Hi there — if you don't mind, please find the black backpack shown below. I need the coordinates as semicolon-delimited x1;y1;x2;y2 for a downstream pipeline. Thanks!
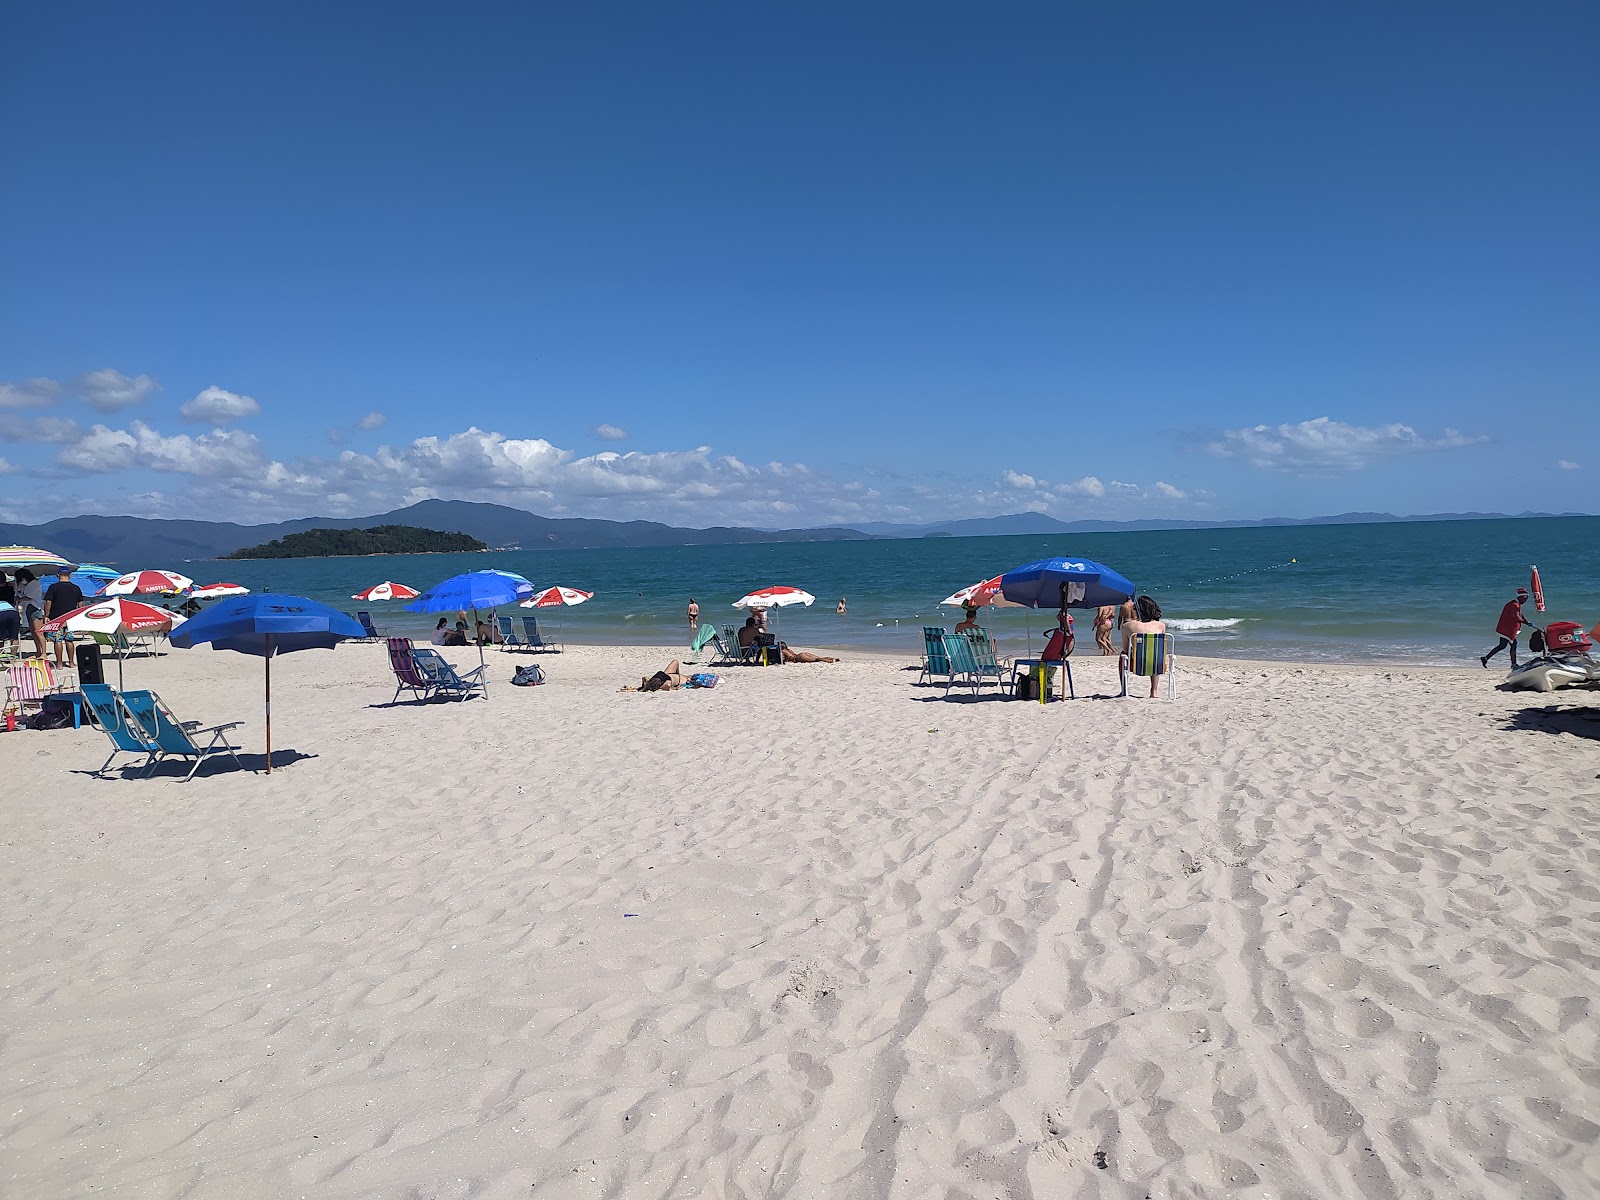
28;695;76;730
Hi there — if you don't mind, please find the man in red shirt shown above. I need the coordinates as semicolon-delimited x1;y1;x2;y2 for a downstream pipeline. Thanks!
1481;586;1531;669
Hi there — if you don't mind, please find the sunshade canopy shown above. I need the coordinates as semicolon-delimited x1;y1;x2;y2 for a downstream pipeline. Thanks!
732;586;814;609
0;546;71;571
352;581;420;601
169;593;364;655
103;569;195;596
521;585;592;608
998;556;1136;610
404;570;534;614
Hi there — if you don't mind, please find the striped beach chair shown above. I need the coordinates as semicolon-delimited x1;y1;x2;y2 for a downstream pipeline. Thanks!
1120;632;1175;698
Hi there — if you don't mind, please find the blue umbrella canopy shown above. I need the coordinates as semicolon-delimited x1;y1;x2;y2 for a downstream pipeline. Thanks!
999;556;1136;610
71;563;122;594
404;570;533;614
168;594;366;773
169;593;365;654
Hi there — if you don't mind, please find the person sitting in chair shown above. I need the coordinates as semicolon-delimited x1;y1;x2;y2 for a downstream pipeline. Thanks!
1119;594;1168;698
738;616;839;664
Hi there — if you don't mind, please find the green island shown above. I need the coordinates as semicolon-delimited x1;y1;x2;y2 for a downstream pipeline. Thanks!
224;525;488;559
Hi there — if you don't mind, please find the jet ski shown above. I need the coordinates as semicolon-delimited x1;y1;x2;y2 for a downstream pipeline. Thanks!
1503;621;1600;692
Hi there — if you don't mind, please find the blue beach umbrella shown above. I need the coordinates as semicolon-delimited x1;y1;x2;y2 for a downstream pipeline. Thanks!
999;556;1136;610
169;593;365;774
71;563;122;594
405;570;535;681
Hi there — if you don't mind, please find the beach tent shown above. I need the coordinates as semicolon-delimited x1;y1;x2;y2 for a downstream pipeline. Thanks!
169;593;364;773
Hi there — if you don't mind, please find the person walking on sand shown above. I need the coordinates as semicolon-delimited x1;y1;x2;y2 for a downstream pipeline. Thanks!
1093;605;1116;655
687;597;699;629
1482;586;1532;669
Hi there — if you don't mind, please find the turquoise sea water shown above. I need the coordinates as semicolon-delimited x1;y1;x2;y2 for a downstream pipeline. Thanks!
149;516;1597;665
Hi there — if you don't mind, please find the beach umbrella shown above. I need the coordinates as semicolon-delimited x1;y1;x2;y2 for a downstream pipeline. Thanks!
519;585;593;644
352;581;420;602
44;598;185;689
939;575;1023;609
0;546;71;571
1530;565;1545;613
732;585;813;641
168;594;364;774
405;570;532;684
70;563;122;595
190;582;251;600
998;556;1135;610
520;585;592;608
102;569;195;596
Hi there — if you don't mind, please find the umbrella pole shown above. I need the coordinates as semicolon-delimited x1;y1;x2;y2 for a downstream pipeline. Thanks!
475;608;488;693
264;633;272;774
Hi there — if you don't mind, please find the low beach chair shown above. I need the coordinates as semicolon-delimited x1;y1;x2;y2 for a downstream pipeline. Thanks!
917;627;950;685
120;689;245;780
520;615;559;653
80;683;160;775
5;658;70;714
411;648;488;700
497;616;523;649
91;629;136;659
1120;632;1176;698
939;632;989;698
355;611;384;641
386;637;436;704
958;629;1007;695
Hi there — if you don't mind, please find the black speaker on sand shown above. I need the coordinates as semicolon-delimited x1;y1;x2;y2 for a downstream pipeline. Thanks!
76;641;106;687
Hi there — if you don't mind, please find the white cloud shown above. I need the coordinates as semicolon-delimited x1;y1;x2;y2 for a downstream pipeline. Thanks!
79;369;159;412
0;377;63;410
593;423;628;441
179;386;260;424
1001;470;1036;489
1558;459;1580;470
56;421;264;477
1060;476;1106;498
1153;481;1186;499
1208;417;1484;474
355;411;388;431
0;456;12;473
0;413;82;444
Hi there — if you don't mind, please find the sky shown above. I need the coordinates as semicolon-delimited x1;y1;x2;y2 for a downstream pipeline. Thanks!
2;2;1596;530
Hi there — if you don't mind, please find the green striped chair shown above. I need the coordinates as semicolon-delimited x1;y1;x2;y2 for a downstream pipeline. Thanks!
1120;632;1175;698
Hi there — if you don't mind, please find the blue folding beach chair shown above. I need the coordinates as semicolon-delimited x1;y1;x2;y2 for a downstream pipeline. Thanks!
80;683;160;776
410;648;489;700
497;616;523;649
957;629;1007;695
122;689;245;780
354;611;384;641
917;627;951;686
520;615;559;652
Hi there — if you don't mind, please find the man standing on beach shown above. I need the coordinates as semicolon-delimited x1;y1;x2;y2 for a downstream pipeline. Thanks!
686;597;699;629
1482;586;1531;669
44;566;85;669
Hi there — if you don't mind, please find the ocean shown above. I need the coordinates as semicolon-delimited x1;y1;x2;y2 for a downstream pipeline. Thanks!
156;515;1598;666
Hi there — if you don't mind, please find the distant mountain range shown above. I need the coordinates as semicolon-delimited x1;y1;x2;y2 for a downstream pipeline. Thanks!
1;501;1587;563
845;510;1591;538
0;499;871;563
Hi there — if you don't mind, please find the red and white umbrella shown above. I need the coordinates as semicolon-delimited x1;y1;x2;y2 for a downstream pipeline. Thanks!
940;574;1022;608
352;581;420;602
44;598;185;688
519;585;593;608
102;569;195;596
732;586;815;609
190;582;251;600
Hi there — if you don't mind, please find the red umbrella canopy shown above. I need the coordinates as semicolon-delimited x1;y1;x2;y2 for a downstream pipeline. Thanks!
102;569;195;596
939;574;1021;609
732;586;815;609
43;597;183;635
191;582;251;600
352;581;421;601
521;585;593;608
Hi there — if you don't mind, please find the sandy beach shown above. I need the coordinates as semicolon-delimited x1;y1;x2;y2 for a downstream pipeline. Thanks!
3;640;1598;1199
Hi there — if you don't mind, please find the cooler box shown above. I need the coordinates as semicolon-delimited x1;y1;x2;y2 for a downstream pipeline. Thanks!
1544;621;1592;653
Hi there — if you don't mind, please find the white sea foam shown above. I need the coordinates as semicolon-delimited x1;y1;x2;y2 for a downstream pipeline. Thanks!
1167;617;1247;632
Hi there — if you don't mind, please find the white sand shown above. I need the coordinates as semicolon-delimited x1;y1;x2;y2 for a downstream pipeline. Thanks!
3;640;1599;1199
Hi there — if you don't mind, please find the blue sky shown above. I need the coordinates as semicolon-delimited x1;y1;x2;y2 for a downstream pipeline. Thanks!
2;2;1595;529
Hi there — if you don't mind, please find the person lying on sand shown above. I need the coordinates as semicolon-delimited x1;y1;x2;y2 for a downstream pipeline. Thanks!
636;661;686;691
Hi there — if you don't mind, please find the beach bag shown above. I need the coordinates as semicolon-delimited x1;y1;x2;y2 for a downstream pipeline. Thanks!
688;672;718;688
511;663;545;687
28;696;75;730
1529;629;1547;654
